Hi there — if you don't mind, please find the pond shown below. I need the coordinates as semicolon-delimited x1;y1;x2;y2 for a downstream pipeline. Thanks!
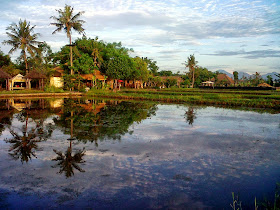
0;98;279;209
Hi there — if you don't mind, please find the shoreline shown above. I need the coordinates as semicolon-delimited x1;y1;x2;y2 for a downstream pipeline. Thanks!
0;92;83;98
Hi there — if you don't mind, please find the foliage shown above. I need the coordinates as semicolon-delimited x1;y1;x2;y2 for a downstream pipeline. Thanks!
158;70;173;76
132;57;150;82
165;78;177;88
44;85;64;93
73;53;95;74
142;57;159;76
63;74;82;91
0;48;11;67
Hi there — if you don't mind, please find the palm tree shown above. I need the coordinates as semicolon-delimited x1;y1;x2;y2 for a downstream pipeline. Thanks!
185;54;198;88
2;19;41;74
50;4;85;75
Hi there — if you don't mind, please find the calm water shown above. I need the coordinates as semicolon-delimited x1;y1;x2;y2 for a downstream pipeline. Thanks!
0;98;279;209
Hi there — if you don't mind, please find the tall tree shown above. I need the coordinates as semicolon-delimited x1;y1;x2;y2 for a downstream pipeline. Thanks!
2;19;41;74
185;54;198;88
50;4;85;75
233;71;239;86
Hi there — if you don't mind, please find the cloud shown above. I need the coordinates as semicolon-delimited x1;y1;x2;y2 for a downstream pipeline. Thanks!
202;49;280;59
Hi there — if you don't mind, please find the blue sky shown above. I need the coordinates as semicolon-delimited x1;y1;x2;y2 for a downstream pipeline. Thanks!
0;0;279;74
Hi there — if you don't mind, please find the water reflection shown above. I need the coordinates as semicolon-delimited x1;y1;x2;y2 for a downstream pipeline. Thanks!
53;99;158;143
52;141;86;178
184;106;197;125
0;98;279;209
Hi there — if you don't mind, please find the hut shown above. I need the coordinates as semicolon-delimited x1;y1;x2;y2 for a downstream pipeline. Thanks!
50;66;64;88
202;81;214;87
211;74;234;87
25;71;47;90
80;70;107;88
258;83;272;88
11;74;27;90
0;69;12;91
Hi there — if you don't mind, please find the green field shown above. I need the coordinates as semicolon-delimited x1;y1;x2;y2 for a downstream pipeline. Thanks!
87;88;280;110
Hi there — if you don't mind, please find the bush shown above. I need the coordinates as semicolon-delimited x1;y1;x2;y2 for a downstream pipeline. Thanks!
44;85;64;93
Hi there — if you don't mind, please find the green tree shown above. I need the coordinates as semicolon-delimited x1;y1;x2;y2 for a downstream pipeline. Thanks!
50;4;85;75
233;71;239;86
252;72;263;86
266;75;273;86
142;57;159;76
2;19;41;74
0;48;11;67
184;54;198;88
158;70;173;76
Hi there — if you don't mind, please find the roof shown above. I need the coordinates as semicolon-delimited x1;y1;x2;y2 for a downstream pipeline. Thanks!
258;83;272;87
25;71;47;79
211;74;234;84
94;70;106;81
202;81;214;84
12;74;25;80
0;69;12;79
81;74;94;80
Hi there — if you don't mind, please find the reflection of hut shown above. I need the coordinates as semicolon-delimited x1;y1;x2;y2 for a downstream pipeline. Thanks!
8;99;31;111
0;69;12;91
11;74;27;90
79;101;106;115
26;71;47;90
50;66;64;88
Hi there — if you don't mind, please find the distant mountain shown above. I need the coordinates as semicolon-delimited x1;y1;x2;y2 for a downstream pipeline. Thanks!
262;72;279;81
215;70;279;81
217;70;233;78
238;71;251;79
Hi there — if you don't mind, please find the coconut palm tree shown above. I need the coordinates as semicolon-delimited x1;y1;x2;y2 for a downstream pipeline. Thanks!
185;54;198;88
2;19;41;74
50;4;85;75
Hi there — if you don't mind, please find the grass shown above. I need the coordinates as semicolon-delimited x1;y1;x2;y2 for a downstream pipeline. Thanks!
86;88;280;110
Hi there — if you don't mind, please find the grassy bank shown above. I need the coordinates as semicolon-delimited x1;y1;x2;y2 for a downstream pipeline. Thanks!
86;88;280;110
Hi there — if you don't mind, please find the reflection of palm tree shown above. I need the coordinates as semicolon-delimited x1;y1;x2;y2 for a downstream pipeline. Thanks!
185;107;196;125
5;112;52;163
52;145;85;178
5;128;41;163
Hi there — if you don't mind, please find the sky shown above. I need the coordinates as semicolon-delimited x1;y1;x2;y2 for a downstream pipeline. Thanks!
0;0;279;74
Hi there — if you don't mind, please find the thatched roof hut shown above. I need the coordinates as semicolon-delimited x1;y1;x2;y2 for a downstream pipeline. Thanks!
258;83;272;87
25;71;47;89
211;74;234;86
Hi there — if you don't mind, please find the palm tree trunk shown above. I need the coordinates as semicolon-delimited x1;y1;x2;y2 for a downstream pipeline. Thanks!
70;36;73;75
192;67;195;88
23;51;28;75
